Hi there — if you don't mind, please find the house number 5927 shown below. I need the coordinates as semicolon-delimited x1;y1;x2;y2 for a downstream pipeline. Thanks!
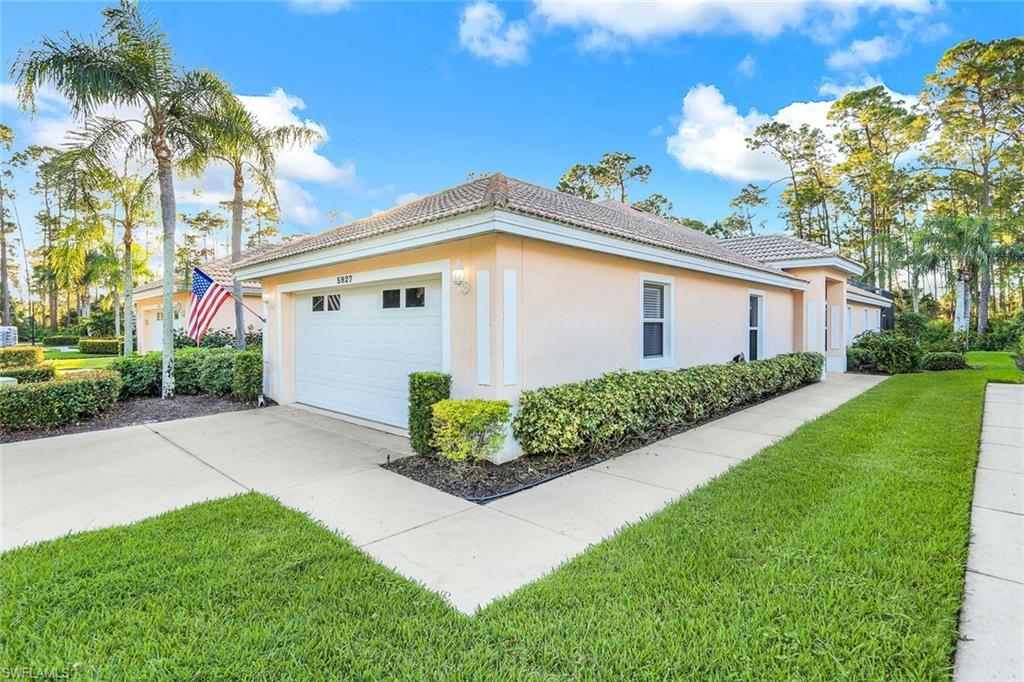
336;275;353;284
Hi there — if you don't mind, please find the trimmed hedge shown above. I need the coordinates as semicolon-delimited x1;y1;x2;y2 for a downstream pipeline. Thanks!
42;335;80;347
0;365;57;383
431;399;510;462
921;352;968;371
108;353;161;398
78;338;120;355
0;346;43;368
408;371;451;456
850;330;921;374
108;348;262;400
232;350;263;401
0;370;121;430
513;352;824;456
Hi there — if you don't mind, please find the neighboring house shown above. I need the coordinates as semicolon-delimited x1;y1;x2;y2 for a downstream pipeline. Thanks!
723;235;892;350
133;246;273;353
234;173;892;435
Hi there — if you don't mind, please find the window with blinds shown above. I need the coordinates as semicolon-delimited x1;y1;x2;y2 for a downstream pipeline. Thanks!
642;282;665;359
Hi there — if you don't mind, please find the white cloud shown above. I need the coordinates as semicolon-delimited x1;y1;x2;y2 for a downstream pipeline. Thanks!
533;0;933;47
459;1;530;65
736;54;756;79
827;35;903;70
395;192;422;205
665;80;919;183
287;0;350;15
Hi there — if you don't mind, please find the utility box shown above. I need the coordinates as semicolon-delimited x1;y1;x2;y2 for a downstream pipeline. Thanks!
0;326;18;347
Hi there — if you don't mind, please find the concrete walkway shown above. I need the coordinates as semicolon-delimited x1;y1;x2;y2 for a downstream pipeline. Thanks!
955;383;1024;682
1;372;884;613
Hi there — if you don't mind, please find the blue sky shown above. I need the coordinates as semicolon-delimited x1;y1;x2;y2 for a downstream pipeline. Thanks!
1;0;1021;270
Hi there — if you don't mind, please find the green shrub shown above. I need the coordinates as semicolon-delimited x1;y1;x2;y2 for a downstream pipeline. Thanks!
197;350;235;395
0;370;121;430
430;399;510;462
513;352;823;456
851;330;921;374
920;319;955;353
0;346;43;368
975;317;1023;351
1018;335;1024;359
846;347;875;372
108;353;162;398
408;371;451;456
895;311;929;340
78;338;121;355
232;350;263;401
42;335;80;347
921;351;968;371
0;365;57;383
173;327;263;349
172;348;206;395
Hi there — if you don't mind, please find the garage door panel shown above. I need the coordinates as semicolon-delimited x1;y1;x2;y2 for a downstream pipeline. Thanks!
293;278;442;427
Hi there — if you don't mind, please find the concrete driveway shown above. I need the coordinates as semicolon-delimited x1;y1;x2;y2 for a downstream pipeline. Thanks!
1;373;886;613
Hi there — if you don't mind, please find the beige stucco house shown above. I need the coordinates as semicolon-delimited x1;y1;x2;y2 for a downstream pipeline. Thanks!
133;249;269;353
235;173;890;434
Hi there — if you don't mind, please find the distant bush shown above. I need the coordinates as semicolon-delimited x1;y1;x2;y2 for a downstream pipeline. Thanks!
0;370;121;430
408;371;451;456
851;331;921;374
0;365;57;383
431;399;510;462
42;335;80;347
173;326;263;349
846;347;875;373
974;318;1023;351
513;352;823;456
895;311;929;340
921;352;968;371
0;346;43;369
78;338;121;355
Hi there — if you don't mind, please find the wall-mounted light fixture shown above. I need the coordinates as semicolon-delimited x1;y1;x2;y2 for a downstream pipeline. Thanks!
453;260;470;294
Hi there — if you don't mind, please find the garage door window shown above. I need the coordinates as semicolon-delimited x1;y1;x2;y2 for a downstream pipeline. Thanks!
311;295;325;312
382;289;401;309
327;294;341;311
405;287;425;308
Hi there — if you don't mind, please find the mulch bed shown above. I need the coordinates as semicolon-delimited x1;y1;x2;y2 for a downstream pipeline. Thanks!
1;395;257;444
385;388;799;503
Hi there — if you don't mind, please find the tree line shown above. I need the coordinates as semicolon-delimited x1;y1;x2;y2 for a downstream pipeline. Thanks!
558;38;1023;336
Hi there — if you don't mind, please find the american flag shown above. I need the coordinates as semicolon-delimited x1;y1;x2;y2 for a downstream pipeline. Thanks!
186;268;231;344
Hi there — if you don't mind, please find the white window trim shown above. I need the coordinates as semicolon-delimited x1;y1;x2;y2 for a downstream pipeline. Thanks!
640;272;674;369
747;290;765;361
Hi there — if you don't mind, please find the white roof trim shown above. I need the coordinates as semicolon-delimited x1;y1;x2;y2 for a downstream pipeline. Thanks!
846;288;892;308
236;209;807;291
771;257;864;277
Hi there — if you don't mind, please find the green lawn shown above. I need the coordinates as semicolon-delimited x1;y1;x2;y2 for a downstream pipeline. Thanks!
1;356;1020;678
42;348;117;372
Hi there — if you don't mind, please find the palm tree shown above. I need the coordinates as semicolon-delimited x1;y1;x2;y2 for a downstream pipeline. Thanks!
924;216;990;336
182;96;320;348
13;0;231;397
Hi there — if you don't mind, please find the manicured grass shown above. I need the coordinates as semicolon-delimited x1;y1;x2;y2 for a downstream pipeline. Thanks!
42;349;118;372
1;358;1018;678
966;350;1024;383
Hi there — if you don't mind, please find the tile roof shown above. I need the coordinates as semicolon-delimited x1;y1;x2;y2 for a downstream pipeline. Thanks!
235;173;801;281
135;243;278;295
721;234;861;266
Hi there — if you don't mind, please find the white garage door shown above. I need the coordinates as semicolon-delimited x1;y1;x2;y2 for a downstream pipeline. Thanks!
293;277;443;427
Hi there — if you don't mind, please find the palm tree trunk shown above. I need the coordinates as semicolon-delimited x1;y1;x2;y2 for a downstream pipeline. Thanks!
231;165;246;350
113;288;121;341
123;228;134;356
954;277;970;333
0;223;9;326
157;155;176;398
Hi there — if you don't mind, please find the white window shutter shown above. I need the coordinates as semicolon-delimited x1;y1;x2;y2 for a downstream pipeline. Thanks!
830;305;841;350
805;302;818;351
